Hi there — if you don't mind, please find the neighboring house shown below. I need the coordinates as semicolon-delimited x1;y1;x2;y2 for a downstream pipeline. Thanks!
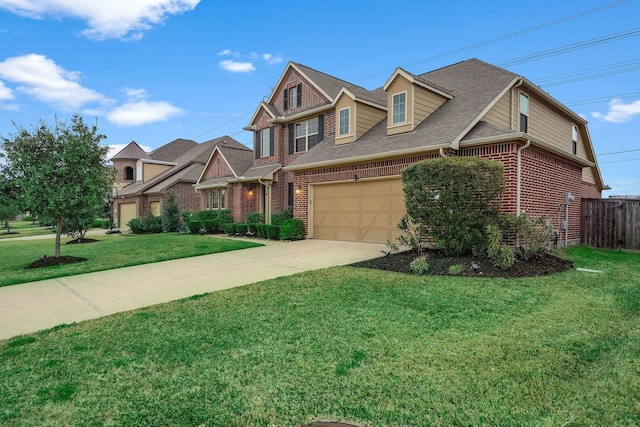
111;136;246;228
194;58;606;244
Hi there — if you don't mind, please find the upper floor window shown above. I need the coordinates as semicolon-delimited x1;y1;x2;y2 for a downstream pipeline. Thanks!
124;166;134;181
519;93;529;133
339;107;350;136
295;117;319;152
261;127;272;157
392;92;406;125
284;83;302;111
571;125;578;155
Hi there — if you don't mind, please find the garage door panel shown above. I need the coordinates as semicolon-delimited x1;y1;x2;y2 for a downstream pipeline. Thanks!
312;178;406;244
119;203;136;229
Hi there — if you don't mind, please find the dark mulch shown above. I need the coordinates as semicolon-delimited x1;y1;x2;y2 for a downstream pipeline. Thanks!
66;238;98;244
1;231;19;236
350;249;573;278
24;255;87;269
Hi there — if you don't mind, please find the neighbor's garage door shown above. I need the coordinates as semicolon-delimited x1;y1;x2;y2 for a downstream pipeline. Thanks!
119;203;137;229
311;178;406;243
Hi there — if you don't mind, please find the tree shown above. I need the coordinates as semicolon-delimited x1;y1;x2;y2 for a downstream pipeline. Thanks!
161;189;182;232
401;157;505;256
0;114;114;257
0;173;20;233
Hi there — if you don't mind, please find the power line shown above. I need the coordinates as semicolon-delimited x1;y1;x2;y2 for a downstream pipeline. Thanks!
356;0;633;81
496;28;640;67
564;91;640;106
598;148;640;156
600;157;640;164
190;111;253;141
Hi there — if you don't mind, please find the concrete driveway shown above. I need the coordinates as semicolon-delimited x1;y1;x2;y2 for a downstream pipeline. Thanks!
0;238;384;340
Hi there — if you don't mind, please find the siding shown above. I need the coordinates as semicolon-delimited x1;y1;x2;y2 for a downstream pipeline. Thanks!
334;95;355;145
143;164;172;182
386;76;413;135
482;91;511;129
414;85;447;126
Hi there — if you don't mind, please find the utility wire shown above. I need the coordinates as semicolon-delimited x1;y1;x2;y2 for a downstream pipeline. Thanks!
600;157;640;164
541;65;640;88
496;28;640;67
565;92;640;106
190;111;254;141
598;148;640;156
356;0;633;81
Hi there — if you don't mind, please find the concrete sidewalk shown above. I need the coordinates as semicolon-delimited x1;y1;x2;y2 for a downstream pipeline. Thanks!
0;238;384;340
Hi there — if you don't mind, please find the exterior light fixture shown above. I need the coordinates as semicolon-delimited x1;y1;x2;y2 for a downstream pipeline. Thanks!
248;190;254;196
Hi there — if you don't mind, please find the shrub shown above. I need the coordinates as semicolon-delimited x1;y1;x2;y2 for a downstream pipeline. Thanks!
203;219;219;234
127;215;163;234
448;264;464;275
279;218;305;240
22;215;35;222
266;224;280;240
146;215;163;233
410;256;430;274
181;211;193;225
257;223;267;238
398;215;424;255
247;223;259;236
402;157;505;256
486;224;516;270
236;223;248;236
223;222;236;236
245;212;264;224
188;220;202;234
196;210;218;222
217;209;234;226
271;207;293;226
162;189;182;232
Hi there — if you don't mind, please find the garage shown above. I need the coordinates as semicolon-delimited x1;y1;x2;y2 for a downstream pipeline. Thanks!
311;177;406;244
118;203;137;229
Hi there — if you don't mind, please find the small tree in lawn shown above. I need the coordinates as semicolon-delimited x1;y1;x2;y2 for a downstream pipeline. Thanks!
162;189;182;232
0;114;113;258
401;156;505;256
0;173;20;233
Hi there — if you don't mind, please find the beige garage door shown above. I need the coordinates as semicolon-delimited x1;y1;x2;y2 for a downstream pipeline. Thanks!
150;201;161;216
311;178;406;243
119;203;137;229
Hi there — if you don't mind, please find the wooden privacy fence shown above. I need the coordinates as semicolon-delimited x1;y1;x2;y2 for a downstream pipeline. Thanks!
581;198;640;250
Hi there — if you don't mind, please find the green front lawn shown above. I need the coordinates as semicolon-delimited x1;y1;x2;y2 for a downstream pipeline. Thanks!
0;221;53;239
0;233;263;287
1;247;638;426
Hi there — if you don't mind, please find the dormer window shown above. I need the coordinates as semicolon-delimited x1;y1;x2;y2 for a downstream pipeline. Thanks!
339;107;350;136
392;92;406;125
519;93;529;133
284;83;302;111
124;166;134;181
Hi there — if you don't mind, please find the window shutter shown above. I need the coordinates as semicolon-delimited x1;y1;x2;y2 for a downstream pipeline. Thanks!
255;130;261;159
288;124;294;155
288;182;294;207
297;83;302;107
269;126;275;157
283;88;289;111
309;115;324;149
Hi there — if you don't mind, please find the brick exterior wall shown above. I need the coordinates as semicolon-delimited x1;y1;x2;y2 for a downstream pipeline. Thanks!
111;159;137;185
201;152;233;180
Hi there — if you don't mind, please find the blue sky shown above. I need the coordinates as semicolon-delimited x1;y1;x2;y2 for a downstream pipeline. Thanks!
0;0;638;196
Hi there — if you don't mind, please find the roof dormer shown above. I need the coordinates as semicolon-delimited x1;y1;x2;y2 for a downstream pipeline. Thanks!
383;68;452;136
333;88;386;145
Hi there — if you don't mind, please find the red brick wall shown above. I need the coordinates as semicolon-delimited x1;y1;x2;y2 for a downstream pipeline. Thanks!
111;159;137;184
168;182;201;212
582;182;602;200
201;153;233;180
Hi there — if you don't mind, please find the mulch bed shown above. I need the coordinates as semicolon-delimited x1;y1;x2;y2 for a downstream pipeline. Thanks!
351;249;573;278
66;238;98;244
24;255;87;269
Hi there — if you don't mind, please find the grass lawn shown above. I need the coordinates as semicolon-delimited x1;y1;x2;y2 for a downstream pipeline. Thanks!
0;221;53;239
1;247;639;426
0;233;263;287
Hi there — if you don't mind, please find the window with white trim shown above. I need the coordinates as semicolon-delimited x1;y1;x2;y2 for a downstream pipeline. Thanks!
339;107;350;136
261;127;272;157
295;117;319;153
205;190;225;210
392;92;406;125
519;93;529;133
571;124;578;155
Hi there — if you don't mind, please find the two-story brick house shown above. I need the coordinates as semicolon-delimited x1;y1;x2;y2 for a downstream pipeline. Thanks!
195;58;606;244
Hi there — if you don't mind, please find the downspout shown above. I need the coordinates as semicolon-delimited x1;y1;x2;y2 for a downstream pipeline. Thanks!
516;139;530;248
439;147;447;157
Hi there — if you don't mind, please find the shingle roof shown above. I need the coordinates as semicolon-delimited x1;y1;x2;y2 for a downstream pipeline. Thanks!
287;59;517;169
119;136;245;196
110;141;151;160
217;145;254;176
149;138;197;161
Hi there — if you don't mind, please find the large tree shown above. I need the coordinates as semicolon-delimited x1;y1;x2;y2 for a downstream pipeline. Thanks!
0;114;113;257
0;172;20;233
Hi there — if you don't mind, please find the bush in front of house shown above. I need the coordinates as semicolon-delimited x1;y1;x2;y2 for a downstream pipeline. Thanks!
188;220;203;234
279;218;305;240
247;223;259;236
128;215;163;234
401;156;505;257
271;207;293;226
162;190;182;232
203;219;219;234
236;223;248;236
266;224;280;240
223;222;236;236
245;212;264;224
189;209;234;233
256;223;266;238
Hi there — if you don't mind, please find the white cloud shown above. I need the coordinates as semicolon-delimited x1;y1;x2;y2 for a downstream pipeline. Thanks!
591;98;640;123
219;59;255;73
0;79;13;100
262;53;283;65
0;0;200;40
0;54;108;110
108;100;183;126
218;49;240;58
106;142;152;160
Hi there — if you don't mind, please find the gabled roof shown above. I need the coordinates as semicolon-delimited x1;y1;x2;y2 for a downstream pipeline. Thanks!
119;136;244;197
149;138;197;162
287;58;517;169
383;67;453;99
110;141;151;160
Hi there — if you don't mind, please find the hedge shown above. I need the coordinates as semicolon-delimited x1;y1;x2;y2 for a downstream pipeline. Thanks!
279;218;305;240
